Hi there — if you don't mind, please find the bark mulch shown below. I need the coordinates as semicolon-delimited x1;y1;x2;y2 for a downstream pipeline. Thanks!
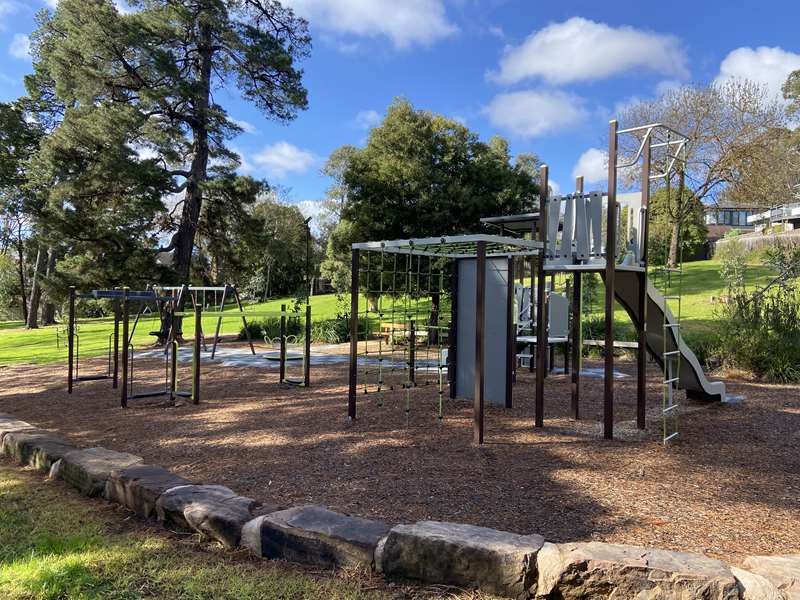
1;344;797;565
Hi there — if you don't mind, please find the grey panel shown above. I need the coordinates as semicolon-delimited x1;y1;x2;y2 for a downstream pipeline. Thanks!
455;258;508;406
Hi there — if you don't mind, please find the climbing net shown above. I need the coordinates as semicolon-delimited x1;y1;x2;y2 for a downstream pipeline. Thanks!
354;248;454;420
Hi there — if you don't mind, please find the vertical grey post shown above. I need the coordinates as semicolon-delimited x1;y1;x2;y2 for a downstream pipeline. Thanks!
637;136;651;429
409;320;416;386
604;120;619;440
474;240;486;444
304;304;311;387
448;259;458;399
120;287;130;408
505;256;514;408
348;248;359;419
535;165;549;428
279;303;287;383
192;305;201;404
67;287;76;394
233;285;256;356
571;175;584;419
210;285;228;359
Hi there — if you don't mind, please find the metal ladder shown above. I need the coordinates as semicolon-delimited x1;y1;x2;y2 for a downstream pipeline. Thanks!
659;264;683;444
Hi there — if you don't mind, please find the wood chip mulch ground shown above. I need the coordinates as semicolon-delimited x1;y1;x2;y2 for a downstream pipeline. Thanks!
1;343;797;566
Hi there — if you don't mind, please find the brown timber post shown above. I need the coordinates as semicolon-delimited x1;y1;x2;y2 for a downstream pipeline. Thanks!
474;240;486;444
112;295;120;389
571;175;584;420
604;120;619;440
506;256;514;408
304;303;311;387
120;287;130;408
535;165;549;428
67;287;75;394
279;303;287;383
637;136;651;429
348;249;359;419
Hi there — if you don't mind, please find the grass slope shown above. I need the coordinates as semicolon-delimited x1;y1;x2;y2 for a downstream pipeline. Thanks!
0;461;383;600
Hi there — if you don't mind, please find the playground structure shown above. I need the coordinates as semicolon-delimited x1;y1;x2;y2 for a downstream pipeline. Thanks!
66;286;313;406
348;120;727;443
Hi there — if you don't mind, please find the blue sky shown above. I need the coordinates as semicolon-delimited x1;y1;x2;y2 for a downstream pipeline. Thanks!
1;0;799;221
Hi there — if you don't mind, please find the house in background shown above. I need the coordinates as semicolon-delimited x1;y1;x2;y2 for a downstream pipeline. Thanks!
747;201;800;231
703;204;756;257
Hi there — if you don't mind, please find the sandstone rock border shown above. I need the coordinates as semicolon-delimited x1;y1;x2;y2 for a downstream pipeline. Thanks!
0;413;794;599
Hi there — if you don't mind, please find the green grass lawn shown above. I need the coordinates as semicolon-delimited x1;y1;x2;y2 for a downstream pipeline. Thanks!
0;258;776;366
0;460;384;600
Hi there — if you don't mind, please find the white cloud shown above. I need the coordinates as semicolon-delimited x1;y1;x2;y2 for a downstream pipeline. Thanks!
42;0;57;7
483;90;587;138
490;17;688;85
283;0;457;49
0;1;19;17
253;142;316;178
8;33;29;59
355;109;381;129
572;148;607;185
549;179;561;196
232;118;257;134
714;46;800;103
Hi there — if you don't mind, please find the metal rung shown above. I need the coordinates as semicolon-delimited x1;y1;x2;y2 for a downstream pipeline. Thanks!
663;403;679;413
664;323;680;328
663;295;681;300
663;431;679;442
663;377;679;384
663;350;681;356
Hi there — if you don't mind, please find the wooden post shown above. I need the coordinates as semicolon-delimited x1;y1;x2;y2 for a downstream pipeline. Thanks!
280;303;287;383
535;165;549;428
67;287;75;394
505;256;514;408
448;259;458;399
112;298;120;389
304;303;311;387
604;120;619;440
120;287;129;408
192;305;201;404
348;249;359;419
637;136;651;429
474;241;486;444
571;176;584;419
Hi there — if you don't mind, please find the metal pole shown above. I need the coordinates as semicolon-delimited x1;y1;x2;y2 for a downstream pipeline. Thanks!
233;285;255;356
67;287;75;394
193;305;201;404
210;285;228;359
474;240;486;445
120;287;129;408
571;176;584;419
409;320;416;386
604;120;619;440
637;136;651;429
535;165;549;428
348;249;359;419
505;256;514;408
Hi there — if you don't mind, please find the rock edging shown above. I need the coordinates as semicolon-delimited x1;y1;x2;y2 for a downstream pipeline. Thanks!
0;412;794;599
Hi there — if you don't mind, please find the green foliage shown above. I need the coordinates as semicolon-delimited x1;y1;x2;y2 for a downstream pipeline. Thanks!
713;242;800;381
717;238;748;291
0;254;22;319
646;186;708;266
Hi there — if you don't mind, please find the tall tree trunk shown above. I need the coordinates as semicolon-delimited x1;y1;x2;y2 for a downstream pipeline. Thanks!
26;244;47;329
172;23;213;283
42;247;57;325
15;225;27;323
668;219;680;269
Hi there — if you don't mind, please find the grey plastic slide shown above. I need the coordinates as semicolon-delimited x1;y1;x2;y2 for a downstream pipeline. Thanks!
611;269;726;402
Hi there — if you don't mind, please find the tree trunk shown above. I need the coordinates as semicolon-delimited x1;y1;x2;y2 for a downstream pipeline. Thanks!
172;23;213;283
42;247;57;325
26;244;47;329
668;219;680;269
15;225;27;323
